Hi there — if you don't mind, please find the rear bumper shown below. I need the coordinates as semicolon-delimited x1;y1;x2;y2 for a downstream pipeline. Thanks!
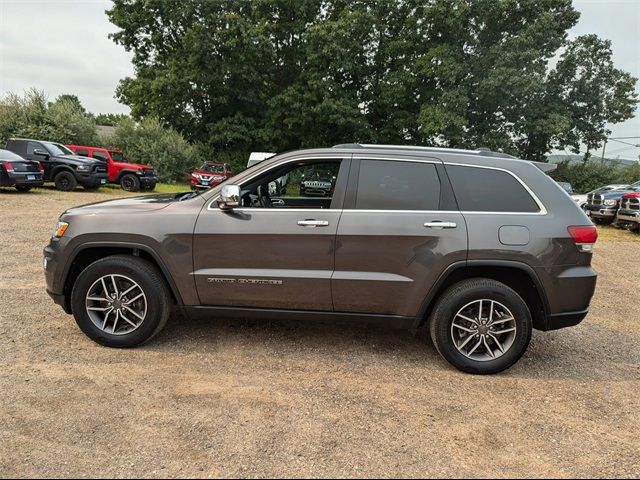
536;265;597;331
1;171;44;187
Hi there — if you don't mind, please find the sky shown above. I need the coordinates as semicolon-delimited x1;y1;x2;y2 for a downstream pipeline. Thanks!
0;0;638;159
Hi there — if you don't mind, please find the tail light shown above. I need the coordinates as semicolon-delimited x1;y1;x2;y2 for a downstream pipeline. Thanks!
568;225;598;252
4;162;14;172
37;161;44;172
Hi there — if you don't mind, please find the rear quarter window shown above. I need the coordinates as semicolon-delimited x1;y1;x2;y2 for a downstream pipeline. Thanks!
445;165;540;213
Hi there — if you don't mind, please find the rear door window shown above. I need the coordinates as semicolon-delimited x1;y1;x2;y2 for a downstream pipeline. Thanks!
445;165;540;213
355;160;441;211
92;151;108;162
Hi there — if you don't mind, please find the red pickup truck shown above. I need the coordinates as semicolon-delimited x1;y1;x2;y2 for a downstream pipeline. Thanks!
66;145;158;192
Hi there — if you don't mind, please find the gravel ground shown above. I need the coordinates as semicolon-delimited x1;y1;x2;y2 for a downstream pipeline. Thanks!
0;187;639;478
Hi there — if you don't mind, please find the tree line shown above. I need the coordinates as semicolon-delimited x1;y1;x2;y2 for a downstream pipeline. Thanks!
108;0;637;162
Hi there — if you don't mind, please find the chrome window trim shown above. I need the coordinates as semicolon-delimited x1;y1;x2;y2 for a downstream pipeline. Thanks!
443;162;548;215
207;155;346;211
206;156;547;216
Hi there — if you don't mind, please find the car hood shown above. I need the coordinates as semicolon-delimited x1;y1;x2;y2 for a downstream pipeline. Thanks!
54;155;103;166
193;169;227;176
115;161;153;170
63;192;201;215
597;190;635;199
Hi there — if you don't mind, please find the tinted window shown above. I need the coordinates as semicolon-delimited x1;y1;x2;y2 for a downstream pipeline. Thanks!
446;165;540;212
356;160;441;210
26;142;42;155
76;149;89;156
92;151;108;161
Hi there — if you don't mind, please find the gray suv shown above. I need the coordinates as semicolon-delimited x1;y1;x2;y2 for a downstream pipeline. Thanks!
43;144;598;374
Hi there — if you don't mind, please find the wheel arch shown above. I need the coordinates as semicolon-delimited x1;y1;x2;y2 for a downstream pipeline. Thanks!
61;242;183;314
51;165;76;178
115;170;139;183
417;260;550;331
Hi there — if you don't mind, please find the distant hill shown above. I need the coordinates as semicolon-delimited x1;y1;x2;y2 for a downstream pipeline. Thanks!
547;154;637;167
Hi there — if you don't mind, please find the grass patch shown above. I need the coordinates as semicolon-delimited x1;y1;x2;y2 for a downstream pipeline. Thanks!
596;224;640;242
100;183;191;195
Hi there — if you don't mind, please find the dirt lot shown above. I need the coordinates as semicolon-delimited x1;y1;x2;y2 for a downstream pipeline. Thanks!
1;187;639;478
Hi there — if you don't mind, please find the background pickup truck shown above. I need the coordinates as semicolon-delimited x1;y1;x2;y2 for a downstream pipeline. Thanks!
5;138;107;191
616;191;640;231
67;145;158;192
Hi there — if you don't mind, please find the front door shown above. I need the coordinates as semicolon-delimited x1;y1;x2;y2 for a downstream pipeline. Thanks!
332;157;468;317
192;157;349;311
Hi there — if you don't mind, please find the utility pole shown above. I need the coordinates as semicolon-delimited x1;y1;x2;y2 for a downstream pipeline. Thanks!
600;139;607;162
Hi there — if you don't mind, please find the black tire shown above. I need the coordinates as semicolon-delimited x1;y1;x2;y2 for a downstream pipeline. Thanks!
429;278;532;375
120;173;140;192
15;185;32;192
54;171;77;191
70;255;171;348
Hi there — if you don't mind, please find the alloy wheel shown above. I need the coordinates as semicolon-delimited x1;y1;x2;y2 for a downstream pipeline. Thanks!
85;274;147;335
450;299;517;362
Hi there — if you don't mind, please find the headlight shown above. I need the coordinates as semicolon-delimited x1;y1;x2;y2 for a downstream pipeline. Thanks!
76;165;90;172
604;199;618;206
136;169;144;175
53;221;69;238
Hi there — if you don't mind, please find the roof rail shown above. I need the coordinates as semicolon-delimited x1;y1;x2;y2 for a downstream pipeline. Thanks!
332;143;516;159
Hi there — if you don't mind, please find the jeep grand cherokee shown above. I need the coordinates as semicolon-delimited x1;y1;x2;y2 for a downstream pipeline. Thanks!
43;144;598;374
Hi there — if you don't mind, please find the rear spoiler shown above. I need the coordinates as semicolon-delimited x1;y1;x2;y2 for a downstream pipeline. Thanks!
531;161;557;173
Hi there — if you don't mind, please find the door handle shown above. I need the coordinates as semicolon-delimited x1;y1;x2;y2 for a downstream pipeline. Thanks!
424;221;457;229
298;219;329;227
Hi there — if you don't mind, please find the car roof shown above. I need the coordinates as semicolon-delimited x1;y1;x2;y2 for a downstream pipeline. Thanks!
263;144;557;173
0;149;27;160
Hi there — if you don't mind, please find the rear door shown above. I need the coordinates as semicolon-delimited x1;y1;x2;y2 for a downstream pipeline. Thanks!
332;155;468;317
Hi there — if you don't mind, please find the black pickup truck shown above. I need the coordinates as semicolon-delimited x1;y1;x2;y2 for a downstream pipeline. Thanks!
5;138;108;191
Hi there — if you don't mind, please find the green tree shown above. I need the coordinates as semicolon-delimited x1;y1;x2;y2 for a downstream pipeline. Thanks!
107;0;638;161
95;113;130;126
0;89;98;146
549;34;639;161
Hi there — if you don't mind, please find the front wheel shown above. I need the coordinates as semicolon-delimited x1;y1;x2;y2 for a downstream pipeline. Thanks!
429;278;532;375
54;171;77;191
120;173;140;192
70;255;170;347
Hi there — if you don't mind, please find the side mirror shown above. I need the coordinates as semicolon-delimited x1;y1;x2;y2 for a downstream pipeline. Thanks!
33;149;48;157
218;184;241;210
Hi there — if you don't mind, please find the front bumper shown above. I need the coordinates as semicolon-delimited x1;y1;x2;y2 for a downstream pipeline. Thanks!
139;175;159;186
584;204;617;218
77;172;108;187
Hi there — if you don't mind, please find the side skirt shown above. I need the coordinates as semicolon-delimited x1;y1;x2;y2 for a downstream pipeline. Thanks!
182;305;417;330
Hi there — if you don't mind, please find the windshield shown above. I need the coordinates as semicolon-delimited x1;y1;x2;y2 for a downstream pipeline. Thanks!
42;142;74;156
630;180;640;189
200;163;225;173
109;151;126;162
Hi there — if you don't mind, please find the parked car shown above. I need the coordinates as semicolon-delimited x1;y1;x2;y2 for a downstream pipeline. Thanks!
571;184;629;209
557;181;573;195
299;163;337;197
616;191;640;232
584;182;639;224
67;145;158;192
190;162;233;190
5;138;107;191
44;144;597;375
0;149;44;192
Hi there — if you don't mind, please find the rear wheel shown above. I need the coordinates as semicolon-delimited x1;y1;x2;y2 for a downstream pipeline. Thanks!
15;185;32;192
429;278;532;375
54;171;77;191
120;174;140;192
70;255;171;347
